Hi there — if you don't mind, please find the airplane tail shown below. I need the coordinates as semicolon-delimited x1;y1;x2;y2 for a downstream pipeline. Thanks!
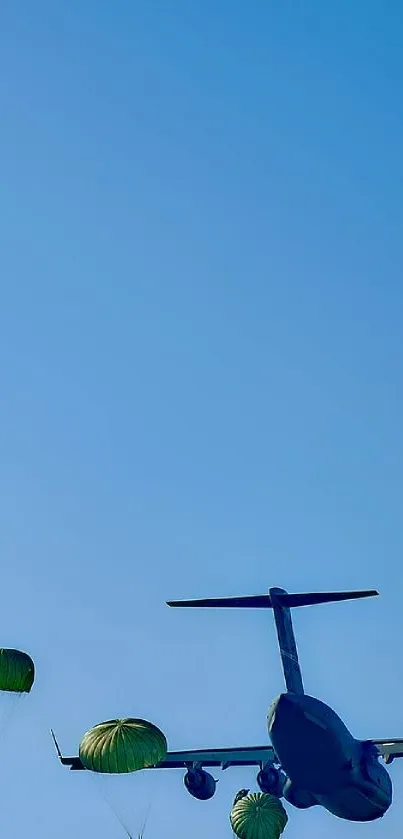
167;588;378;695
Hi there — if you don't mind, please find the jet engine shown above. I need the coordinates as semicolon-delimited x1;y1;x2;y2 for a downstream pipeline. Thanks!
257;766;285;797
184;767;217;800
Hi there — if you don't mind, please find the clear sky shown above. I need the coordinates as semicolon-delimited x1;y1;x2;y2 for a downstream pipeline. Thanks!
0;1;402;837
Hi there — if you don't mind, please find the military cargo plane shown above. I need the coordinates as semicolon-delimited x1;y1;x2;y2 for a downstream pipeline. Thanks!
52;587;403;823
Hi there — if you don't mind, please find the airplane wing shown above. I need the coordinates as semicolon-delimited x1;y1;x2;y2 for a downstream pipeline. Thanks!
371;739;403;764
149;746;277;770
50;731;276;771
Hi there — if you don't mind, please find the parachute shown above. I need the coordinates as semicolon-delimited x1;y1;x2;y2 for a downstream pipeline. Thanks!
0;648;35;693
79;718;168;773
0;648;35;741
230;792;288;839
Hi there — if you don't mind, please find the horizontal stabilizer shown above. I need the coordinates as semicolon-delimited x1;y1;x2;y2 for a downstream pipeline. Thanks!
167;590;378;609
167;595;273;608
281;590;378;607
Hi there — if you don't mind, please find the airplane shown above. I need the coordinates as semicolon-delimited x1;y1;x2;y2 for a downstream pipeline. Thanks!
52;587;403;823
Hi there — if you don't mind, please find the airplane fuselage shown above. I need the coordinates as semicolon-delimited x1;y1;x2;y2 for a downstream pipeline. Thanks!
267;693;392;822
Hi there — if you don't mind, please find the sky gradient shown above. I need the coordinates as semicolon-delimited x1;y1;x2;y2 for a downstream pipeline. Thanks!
0;2;403;838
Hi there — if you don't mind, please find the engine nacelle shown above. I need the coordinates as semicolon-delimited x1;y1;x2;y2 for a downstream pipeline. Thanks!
184;768;217;800
257;766;285;797
283;778;317;810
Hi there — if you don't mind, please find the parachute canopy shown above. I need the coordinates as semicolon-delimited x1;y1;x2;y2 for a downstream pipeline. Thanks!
0;649;35;693
230;792;288;839
79;718;168;774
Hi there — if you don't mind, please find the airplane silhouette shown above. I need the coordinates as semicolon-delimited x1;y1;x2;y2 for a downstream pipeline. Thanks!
52;587;403;823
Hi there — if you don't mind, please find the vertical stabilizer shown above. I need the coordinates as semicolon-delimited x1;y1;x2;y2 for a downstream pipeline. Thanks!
269;588;304;694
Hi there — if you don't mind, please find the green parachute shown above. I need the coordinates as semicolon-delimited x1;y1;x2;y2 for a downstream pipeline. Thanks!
79;718;168;773
0;649;35;693
230;792;288;839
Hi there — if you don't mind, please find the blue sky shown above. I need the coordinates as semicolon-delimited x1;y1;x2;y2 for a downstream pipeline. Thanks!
0;1;402;837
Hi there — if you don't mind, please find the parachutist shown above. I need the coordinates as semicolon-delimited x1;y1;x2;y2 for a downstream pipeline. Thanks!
233;789;249;806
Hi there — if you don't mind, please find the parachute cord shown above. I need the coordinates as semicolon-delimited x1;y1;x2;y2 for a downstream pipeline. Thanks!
0;693;23;744
89;773;132;838
139;802;152;839
89;772;145;839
